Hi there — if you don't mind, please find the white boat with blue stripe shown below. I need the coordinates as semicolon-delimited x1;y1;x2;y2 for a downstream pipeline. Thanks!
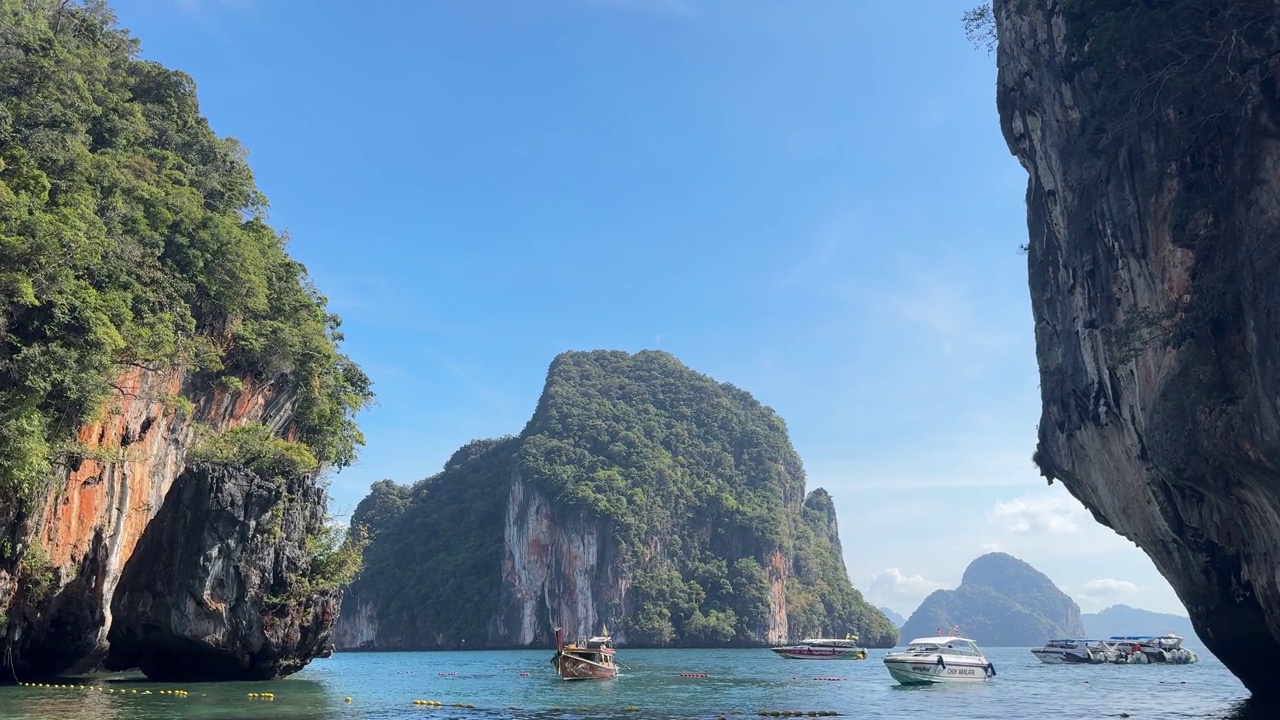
883;636;997;684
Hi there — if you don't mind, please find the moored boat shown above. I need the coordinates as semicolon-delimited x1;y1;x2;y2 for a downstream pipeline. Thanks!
1031;639;1114;664
771;635;867;660
550;627;619;680
883;636;996;684
1106;634;1199;664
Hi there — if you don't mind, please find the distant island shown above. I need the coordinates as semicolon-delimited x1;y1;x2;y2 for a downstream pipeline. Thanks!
878;607;906;627
899;553;1084;646
1083;605;1201;645
336;350;897;650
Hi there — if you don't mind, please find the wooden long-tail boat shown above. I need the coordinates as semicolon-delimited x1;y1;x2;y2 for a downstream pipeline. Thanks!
550;626;619;680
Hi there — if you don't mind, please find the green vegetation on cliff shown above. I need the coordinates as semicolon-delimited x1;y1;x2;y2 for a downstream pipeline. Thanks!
351;437;517;645
0;0;371;523
900;553;1084;646
347;350;895;649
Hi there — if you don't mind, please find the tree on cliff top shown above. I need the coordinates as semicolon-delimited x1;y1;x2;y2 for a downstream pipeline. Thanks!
0;0;372;524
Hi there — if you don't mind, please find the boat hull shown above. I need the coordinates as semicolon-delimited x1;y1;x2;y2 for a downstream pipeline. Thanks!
1031;648;1096;664
550;652;618;680
771;647;866;660
883;657;993;684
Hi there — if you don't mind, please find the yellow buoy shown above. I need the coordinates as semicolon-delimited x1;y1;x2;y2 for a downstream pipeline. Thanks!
345;696;352;703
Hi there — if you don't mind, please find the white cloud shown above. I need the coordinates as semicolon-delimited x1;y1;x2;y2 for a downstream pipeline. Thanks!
988;492;1087;535
981;542;1002;552
1076;577;1142;612
866;567;948;612
1083;578;1140;596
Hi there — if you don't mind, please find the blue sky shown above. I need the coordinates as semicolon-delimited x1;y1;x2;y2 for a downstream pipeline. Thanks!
113;0;1187;619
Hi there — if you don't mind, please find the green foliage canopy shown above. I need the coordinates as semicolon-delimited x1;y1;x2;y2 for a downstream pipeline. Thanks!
0;0;371;523
351;437;518;645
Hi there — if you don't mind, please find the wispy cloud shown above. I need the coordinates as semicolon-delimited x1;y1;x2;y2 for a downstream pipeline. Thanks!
174;0;254;38
177;0;251;16
582;0;694;16
811;445;1040;492
866;567;948;612
1083;578;1140;596
987;491;1088;535
775;211;867;290
426;351;513;412
886;271;1017;350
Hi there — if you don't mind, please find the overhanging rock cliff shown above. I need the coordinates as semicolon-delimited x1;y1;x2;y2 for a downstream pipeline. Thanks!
106;462;340;681
994;0;1280;696
0;369;299;678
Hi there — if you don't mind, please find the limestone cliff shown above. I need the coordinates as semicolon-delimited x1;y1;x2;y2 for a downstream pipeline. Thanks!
106;462;340;680
336;350;896;650
0;1;371;680
489;469;629;647
899;553;1084;646
0;369;298;677
995;0;1280;695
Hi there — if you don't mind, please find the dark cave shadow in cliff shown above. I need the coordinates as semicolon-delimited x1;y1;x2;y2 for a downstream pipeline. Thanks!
1224;698;1280;720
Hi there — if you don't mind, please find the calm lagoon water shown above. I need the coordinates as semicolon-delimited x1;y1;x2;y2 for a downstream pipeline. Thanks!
0;645;1265;720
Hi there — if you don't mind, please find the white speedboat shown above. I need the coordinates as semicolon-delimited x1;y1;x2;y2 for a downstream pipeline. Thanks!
883;636;996;684
771;636;867;660
1106;635;1199;664
1031;639;1114;664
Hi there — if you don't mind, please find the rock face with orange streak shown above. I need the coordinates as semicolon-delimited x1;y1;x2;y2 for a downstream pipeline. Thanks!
105;462;337;681
1;367;298;677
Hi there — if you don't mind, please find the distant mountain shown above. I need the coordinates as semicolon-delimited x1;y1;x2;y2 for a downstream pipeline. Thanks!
878;607;906;627
1083;605;1201;645
899;553;1085;646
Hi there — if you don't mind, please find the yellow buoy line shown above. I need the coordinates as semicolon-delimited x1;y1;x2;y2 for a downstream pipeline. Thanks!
21;682;841;715
16;682;190;697
397;699;839;716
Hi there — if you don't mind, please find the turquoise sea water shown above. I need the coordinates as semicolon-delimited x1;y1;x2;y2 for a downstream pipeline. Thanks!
0;646;1266;720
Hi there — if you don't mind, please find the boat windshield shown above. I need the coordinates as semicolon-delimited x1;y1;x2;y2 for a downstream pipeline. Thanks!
906;638;983;655
1045;639;1085;648
802;638;857;647
906;640;982;657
